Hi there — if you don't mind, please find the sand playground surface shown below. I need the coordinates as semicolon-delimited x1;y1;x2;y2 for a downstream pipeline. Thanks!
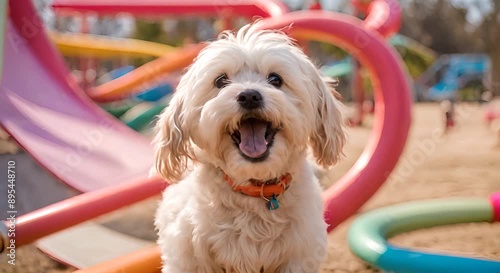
0;102;499;273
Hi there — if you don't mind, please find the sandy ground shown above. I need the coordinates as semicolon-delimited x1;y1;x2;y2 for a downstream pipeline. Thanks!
1;102;499;273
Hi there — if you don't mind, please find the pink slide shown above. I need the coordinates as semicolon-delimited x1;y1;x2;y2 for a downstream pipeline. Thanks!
0;0;153;192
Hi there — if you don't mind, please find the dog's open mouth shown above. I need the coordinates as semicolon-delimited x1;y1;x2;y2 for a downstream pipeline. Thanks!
231;117;279;162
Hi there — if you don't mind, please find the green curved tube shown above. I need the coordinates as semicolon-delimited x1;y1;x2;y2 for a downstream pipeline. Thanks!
348;197;499;273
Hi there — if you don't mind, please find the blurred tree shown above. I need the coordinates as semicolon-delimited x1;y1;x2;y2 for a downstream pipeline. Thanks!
400;0;482;53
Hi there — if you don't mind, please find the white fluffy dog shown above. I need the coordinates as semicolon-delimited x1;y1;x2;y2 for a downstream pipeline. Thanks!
153;23;346;273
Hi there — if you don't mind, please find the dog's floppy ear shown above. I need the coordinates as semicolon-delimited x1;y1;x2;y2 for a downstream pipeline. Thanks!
152;93;192;183
309;74;346;168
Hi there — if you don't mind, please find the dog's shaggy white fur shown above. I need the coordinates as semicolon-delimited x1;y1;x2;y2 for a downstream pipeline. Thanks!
153;23;346;273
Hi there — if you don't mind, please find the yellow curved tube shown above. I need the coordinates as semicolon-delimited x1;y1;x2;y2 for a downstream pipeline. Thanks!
49;31;177;58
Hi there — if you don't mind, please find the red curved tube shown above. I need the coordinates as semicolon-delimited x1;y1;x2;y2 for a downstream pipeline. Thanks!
256;11;412;232
8;177;166;247
52;0;288;18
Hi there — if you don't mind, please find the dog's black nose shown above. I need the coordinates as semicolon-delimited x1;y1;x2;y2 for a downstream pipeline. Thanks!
237;89;263;110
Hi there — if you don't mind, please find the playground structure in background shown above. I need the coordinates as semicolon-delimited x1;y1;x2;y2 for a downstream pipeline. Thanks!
0;0;498;272
416;54;491;101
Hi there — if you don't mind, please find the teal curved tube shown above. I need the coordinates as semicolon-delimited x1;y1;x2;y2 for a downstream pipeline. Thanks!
348;196;500;273
378;246;500;273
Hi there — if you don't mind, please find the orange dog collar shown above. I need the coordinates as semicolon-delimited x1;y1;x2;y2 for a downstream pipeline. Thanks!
223;173;292;199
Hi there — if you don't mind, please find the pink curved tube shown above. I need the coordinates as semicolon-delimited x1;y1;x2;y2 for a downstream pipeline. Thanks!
52;0;288;18
9;177;166;247
490;192;500;222
256;11;412;231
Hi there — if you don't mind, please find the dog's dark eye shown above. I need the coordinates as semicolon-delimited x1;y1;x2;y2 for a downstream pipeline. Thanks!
267;73;283;88
215;74;230;89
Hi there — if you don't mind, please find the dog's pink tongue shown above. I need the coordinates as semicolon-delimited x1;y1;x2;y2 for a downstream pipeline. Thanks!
239;119;268;158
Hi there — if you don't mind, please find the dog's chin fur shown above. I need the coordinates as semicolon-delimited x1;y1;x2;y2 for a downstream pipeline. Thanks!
153;23;346;273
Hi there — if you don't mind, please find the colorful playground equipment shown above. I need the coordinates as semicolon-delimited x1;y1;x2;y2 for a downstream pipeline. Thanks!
0;0;412;269
348;193;500;273
96;66;174;131
16;1;500;273
50;31;181;130
417;54;491;101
